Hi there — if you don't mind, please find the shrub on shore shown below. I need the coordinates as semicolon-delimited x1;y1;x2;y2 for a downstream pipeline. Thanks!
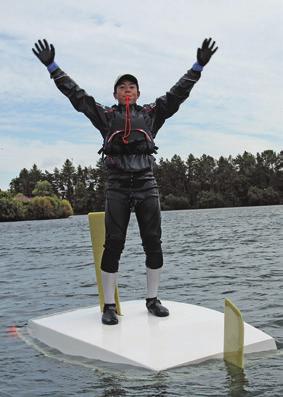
0;196;26;221
0;191;73;222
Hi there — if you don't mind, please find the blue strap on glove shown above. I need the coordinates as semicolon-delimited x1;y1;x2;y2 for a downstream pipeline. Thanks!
47;62;59;73
192;62;203;72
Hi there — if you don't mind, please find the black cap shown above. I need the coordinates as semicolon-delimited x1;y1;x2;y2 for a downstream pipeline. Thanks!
114;74;139;92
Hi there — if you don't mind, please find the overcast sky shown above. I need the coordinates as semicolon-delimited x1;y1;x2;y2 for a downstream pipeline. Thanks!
0;0;282;190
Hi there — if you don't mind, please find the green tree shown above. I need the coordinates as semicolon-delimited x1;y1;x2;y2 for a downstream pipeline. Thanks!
156;155;188;198
162;194;190;210
0;190;12;199
10;168;30;195
43;170;59;196
194;154;216;192
214;156;239;206
73;181;88;213
198;191;225;209
93;158;107;211
29;164;43;188
247;186;280;206
75;165;89;186
261;186;280;205
255;150;277;189
233;152;257;205
60;159;76;202
185;154;200;207
10;165;43;196
52;167;64;197
32;180;54;197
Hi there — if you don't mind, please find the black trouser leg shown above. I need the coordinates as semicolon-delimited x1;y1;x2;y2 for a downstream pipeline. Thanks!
101;191;131;273
135;195;163;269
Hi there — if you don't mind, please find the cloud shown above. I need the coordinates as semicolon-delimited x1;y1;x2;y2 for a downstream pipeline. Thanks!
0;137;102;190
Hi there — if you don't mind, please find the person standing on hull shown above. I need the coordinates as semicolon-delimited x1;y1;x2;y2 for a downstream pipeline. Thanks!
32;37;218;325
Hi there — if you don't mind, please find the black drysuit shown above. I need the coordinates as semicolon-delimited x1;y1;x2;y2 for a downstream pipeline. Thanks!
50;67;201;272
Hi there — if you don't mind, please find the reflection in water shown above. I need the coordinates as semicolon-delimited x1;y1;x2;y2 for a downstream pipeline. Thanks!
100;371;169;397
225;362;249;397
147;372;169;397
101;374;127;397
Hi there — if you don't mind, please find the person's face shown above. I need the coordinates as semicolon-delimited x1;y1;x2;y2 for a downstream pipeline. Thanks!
114;80;140;105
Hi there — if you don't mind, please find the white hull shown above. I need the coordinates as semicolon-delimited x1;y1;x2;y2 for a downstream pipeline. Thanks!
28;300;277;371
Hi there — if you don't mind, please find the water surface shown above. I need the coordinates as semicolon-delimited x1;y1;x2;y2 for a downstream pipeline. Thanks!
1;206;282;396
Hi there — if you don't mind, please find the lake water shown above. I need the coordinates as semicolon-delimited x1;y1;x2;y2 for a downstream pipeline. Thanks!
1;206;282;396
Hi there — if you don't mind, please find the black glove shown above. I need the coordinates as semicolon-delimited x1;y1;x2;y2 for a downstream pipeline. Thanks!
32;39;55;66
197;38;218;67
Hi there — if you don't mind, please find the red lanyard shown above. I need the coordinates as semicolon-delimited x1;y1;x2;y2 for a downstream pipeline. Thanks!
122;96;131;144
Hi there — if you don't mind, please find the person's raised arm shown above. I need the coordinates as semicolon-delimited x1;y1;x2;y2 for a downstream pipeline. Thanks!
152;38;218;128
32;39;109;134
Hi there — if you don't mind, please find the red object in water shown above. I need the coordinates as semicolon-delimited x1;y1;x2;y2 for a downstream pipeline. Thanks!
7;325;18;336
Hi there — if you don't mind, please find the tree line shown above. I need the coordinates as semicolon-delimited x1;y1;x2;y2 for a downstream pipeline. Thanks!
1;150;283;218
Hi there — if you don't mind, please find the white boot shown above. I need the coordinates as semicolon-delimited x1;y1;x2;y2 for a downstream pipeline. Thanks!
146;267;161;299
101;270;118;304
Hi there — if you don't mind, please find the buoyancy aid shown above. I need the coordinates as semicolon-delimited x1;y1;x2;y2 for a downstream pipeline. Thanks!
99;97;158;156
